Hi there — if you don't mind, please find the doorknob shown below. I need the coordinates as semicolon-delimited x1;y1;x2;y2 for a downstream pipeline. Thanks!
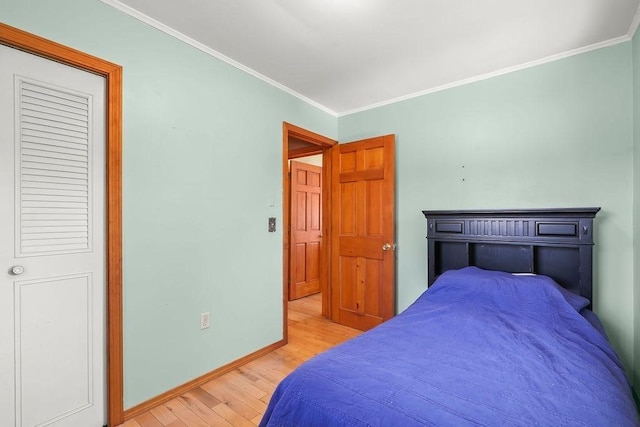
10;265;24;275
382;243;392;251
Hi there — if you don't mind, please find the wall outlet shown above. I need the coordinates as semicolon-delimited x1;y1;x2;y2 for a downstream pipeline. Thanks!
200;312;210;329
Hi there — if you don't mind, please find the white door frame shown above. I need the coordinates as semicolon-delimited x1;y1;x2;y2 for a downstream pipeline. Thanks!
0;23;124;426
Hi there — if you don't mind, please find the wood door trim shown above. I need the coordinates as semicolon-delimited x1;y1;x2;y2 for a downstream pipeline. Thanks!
0;23;124;426
289;146;323;159
283;123;336;341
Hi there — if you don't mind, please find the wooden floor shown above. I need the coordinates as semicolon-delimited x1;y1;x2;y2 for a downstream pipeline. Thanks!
118;294;361;427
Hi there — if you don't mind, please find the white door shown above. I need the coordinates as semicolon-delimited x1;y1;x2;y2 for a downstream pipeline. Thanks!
0;44;106;427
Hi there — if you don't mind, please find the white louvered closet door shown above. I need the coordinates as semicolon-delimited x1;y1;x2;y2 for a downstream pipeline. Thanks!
0;44;106;427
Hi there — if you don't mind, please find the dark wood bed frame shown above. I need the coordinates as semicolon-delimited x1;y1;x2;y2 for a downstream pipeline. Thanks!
422;208;601;306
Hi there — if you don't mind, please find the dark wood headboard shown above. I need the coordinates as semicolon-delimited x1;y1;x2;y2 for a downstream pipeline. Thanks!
422;208;600;305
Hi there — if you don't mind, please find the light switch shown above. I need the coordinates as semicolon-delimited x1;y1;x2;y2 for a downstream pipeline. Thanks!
268;217;276;232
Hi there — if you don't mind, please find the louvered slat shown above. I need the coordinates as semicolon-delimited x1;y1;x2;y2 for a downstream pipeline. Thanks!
22;178;87;188
22;181;88;191
22;214;88;221
21;107;88;128
23;133;89;151
17;79;92;255
22;148;88;163
21;99;88;121
23;188;87;197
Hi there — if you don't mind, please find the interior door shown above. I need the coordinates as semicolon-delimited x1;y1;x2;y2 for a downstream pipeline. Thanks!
289;161;322;300
0;44;106;427
330;135;395;331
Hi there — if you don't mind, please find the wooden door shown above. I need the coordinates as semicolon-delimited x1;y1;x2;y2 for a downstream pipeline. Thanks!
330;135;395;331
289;161;323;300
0;44;106;427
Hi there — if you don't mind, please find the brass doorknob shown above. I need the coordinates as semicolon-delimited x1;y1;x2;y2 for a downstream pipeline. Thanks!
382;243;392;251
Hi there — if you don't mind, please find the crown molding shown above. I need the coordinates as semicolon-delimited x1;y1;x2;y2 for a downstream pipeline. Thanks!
99;0;339;117
101;0;636;119
338;35;631;117
628;2;640;39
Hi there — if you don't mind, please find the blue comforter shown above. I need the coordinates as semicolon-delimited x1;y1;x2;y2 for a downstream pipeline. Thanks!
261;267;639;426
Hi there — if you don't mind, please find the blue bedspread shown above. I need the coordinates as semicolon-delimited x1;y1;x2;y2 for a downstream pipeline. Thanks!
261;267;639;426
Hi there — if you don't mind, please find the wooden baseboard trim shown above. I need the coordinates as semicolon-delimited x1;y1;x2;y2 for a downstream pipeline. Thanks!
123;339;286;421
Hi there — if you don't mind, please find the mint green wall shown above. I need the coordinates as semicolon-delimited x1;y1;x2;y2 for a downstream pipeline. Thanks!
633;29;640;393
339;44;636;374
1;0;336;408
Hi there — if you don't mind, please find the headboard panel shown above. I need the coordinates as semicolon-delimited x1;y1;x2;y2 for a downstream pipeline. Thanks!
422;208;600;305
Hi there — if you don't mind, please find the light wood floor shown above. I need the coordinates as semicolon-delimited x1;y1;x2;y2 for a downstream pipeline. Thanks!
118;294;361;427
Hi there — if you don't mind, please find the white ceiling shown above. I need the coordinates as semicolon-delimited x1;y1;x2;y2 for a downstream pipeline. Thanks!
104;0;640;115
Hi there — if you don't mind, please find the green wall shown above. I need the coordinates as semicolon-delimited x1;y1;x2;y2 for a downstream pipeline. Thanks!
633;29;640;394
0;0;336;408
339;43;636;375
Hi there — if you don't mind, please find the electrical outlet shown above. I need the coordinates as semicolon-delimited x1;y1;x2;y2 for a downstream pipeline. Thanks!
200;312;210;329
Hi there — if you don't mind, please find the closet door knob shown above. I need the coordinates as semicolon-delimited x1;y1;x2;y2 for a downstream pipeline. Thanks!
11;265;24;275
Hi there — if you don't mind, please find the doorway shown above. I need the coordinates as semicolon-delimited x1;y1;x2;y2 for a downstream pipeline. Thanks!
282;123;336;341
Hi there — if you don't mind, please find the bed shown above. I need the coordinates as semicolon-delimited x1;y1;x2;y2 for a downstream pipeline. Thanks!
261;208;639;426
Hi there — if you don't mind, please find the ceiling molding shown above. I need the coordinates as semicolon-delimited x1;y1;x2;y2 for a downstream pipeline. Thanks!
102;0;636;119
99;0;339;117
338;35;631;117
629;2;640;38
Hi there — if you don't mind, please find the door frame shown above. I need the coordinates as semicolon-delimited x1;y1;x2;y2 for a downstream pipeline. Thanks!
282;122;336;340
0;23;124;426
